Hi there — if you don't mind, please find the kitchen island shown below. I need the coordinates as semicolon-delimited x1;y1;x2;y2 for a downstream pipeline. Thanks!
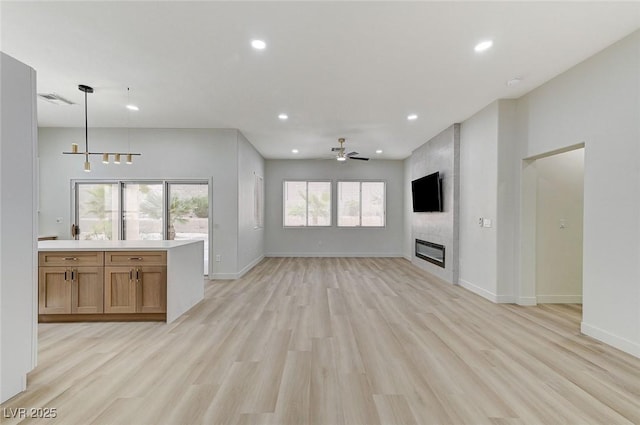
38;240;204;323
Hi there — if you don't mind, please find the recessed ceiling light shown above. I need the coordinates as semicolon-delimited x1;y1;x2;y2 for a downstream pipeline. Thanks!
291;149;299;154
474;40;493;52
278;113;288;120
407;114;418;121
506;77;523;87
126;104;139;111
251;39;266;50
376;149;383;154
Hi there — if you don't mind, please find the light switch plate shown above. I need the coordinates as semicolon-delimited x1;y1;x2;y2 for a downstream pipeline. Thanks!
483;218;492;228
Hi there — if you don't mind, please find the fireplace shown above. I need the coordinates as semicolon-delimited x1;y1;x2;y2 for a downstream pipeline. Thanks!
415;239;445;268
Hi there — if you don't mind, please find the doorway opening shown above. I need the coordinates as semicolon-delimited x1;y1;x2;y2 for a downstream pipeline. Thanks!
521;144;584;321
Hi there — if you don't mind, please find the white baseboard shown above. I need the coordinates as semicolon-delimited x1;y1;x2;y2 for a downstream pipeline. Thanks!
457;279;515;303
537;295;582;304
403;254;412;261
457;279;499;302
496;294;516;303
237;255;265;278
211;255;264;280
581;322;640;359
517;296;538;306
265;252;404;258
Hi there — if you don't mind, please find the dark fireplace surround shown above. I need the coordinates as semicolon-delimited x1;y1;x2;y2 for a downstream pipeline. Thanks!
415;239;445;268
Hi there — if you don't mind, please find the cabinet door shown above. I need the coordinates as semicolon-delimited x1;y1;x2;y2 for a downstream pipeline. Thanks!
39;267;72;314
72;266;104;314
104;267;136;313
136;266;167;313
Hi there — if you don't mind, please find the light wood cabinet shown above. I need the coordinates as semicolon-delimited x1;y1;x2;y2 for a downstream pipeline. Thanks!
39;266;72;314
104;251;167;314
72;267;104;314
39;250;166;322
104;265;167;314
38;253;104;315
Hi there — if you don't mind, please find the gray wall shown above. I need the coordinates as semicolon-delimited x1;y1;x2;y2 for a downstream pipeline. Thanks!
237;131;265;274
407;124;460;284
265;159;404;256
37;127;261;278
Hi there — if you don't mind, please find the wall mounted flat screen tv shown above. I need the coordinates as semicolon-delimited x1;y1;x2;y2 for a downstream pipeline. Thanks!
411;171;443;212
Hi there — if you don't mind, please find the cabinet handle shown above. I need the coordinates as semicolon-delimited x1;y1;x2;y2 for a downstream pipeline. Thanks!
128;257;143;261
71;269;76;281
63;257;78;261
136;269;141;280
64;270;69;281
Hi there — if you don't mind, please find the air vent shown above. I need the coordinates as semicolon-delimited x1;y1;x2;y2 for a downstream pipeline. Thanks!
37;93;75;105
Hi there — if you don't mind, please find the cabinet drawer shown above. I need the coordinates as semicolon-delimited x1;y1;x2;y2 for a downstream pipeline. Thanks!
39;251;104;267
105;251;167;266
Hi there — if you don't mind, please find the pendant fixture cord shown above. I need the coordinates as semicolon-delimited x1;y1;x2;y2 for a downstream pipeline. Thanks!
84;88;89;153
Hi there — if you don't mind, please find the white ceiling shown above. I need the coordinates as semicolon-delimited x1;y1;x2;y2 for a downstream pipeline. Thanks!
2;1;639;160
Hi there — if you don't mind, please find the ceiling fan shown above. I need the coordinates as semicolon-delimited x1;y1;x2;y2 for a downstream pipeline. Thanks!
331;138;369;162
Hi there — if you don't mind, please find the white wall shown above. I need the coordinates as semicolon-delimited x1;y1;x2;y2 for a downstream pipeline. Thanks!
37;127;241;277
535;148;584;303
459;102;499;298
0;53;37;403
265;159;404;256
403;157;412;259
236;131;265;276
458;99;519;303
517;30;640;356
496;100;519;300
408;124;460;284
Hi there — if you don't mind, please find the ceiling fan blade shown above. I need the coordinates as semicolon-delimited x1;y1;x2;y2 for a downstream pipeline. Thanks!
346;151;359;157
349;156;369;161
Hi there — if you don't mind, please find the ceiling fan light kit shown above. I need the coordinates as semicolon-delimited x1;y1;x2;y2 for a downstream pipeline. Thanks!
63;84;141;172
332;138;369;162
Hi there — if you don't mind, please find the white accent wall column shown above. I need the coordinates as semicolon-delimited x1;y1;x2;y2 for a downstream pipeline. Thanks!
0;53;38;403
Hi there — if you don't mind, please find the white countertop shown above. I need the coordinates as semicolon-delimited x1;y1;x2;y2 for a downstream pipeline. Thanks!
38;240;203;251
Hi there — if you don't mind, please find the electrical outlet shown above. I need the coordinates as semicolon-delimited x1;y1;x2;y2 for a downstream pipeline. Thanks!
215;255;221;262
479;217;484;226
483;218;492;228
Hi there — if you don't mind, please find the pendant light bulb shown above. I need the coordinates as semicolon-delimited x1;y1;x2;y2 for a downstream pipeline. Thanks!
102;153;109;164
126;154;133;164
84;160;91;172
114;153;121;164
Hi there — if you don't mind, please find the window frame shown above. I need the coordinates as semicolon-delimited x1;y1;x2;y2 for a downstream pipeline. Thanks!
282;180;332;228
337;180;386;228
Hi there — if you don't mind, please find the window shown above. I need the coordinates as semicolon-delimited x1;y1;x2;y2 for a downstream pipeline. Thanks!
74;179;210;274
76;183;119;240
337;181;385;227
283;181;331;226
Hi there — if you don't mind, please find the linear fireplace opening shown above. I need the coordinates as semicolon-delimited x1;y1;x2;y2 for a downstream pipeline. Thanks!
415;239;445;268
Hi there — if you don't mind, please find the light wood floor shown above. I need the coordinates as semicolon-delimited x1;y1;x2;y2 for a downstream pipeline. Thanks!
3;257;640;424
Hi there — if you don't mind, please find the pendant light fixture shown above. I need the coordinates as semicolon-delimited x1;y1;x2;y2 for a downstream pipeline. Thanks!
63;84;141;171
